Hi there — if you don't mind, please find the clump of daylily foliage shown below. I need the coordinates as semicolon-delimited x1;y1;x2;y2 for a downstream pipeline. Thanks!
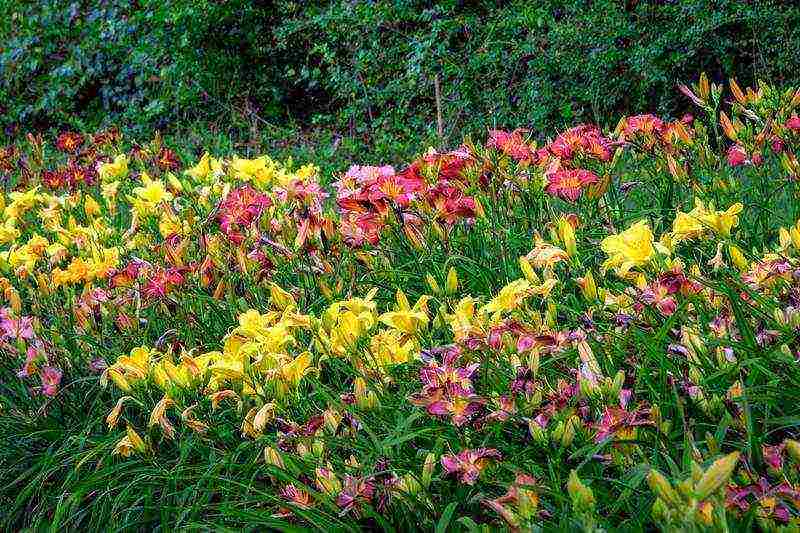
4;74;800;531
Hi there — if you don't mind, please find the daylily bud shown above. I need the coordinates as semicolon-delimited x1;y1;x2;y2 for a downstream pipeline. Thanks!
666;154;687;181
241;407;259;439
319;279;333;300
528;349;540;379
561;415;578;447
403;223;424;249
446;267;459;295
567;470;595;513
694;452;740;500
728;244;748;271
647;469;682;508
528;419;547;444
316;466;342;495
557;217;577;257
781;344;794;359
551;420;564;443
790;227;800;249
426;274;441;295
577;270;598;301
705;432;719;455
166;172;184;192
354;377;379;410
422;452;436;487
323;408;342;433
252;402;275;434
127;426;148;454
474;198;485;218
213;280;226;300
579;375;600;400
698;72;710;100
264;446;285;469
519;256;536;283
729;78;746;105
611;370;625;396
296;442;310;457
312;439;325;457
235;246;248;275
784;439;800;464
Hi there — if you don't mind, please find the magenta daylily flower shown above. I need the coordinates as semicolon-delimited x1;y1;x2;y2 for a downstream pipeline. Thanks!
786;114;800;131
487;129;534;163
546;124;614;163
727;478;800;523
1;312;35;340
426;393;486;426
39;366;62;397
336;475;375;516
726;144;747;166
594;406;651;443
763;443;785;471
411;348;487;426
441;448;502;485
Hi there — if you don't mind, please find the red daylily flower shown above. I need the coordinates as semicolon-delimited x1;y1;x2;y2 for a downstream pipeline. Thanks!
545;169;599;202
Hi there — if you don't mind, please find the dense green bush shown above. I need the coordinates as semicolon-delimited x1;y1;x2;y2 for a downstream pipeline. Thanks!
0;0;288;133
2;0;800;155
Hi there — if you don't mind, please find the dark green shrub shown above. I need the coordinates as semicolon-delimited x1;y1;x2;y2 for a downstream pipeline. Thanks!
2;0;799;155
0;0;290;134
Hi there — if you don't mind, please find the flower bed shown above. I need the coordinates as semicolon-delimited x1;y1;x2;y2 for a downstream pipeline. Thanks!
3;75;800;530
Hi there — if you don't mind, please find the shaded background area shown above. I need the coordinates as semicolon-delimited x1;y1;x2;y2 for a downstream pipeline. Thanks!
2;0;799;163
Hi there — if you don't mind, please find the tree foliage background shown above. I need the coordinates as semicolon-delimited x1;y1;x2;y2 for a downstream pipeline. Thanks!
2;0;799;153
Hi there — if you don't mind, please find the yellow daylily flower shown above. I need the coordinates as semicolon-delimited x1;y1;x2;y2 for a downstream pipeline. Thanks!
378;309;429;335
185;152;224;182
446;296;479;341
369;329;417;368
480;279;535;315
132;173;173;207
4;187;41;219
600;220;656;276
230;155;274;188
99;154;129;182
671;199;743;242
0;219;20;244
277;351;313;389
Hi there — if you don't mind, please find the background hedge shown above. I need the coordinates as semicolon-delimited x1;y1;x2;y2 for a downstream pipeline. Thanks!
2;0;799;159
